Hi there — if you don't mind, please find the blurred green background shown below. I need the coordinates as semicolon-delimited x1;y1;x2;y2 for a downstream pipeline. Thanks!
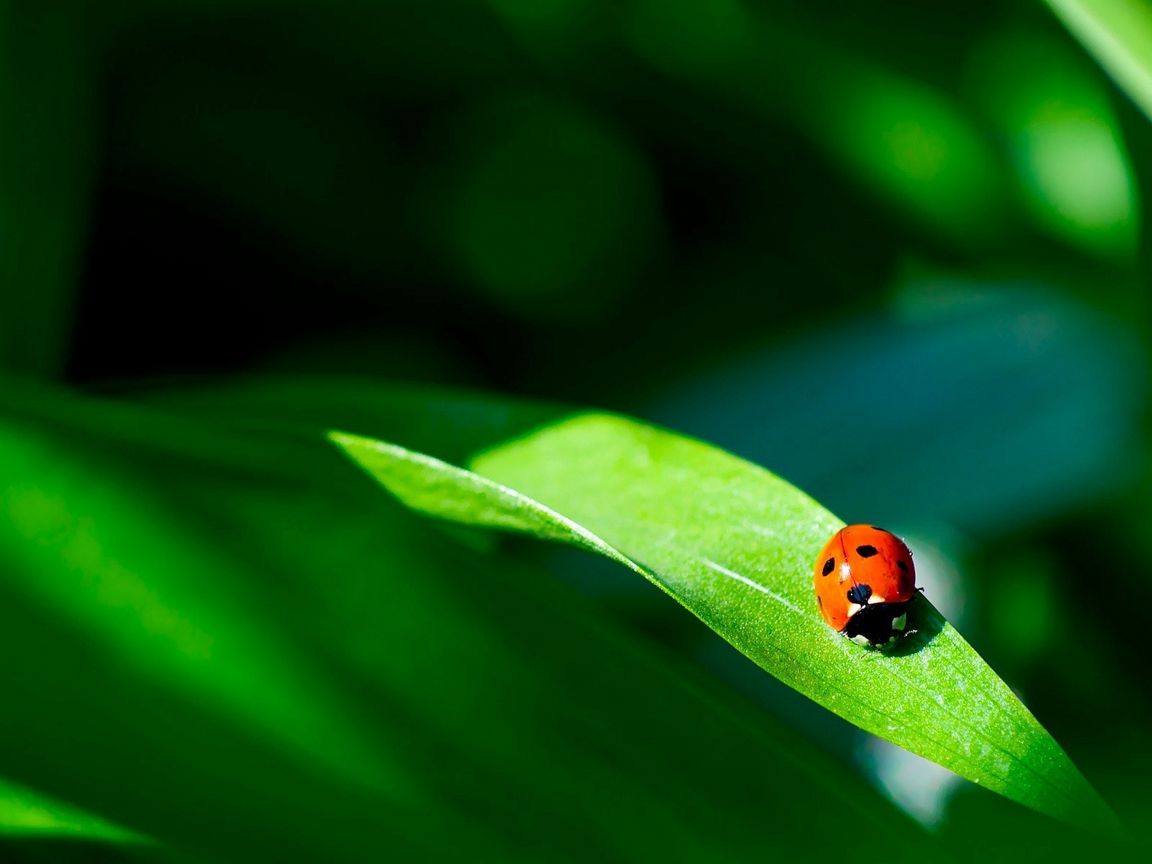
2;0;1152;861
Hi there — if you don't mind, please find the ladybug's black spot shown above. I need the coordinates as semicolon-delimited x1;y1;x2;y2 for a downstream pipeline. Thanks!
856;544;879;558
822;557;835;577
897;559;909;573
847;584;872;604
816;595;823;611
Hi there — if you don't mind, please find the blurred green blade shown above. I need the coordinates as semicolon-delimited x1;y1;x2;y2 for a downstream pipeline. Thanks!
0;777;141;843
1045;0;1152;121
0;421;447;864
333;414;1117;834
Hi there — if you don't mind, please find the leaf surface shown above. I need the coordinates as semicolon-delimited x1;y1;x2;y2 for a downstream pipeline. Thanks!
334;412;1117;833
1046;0;1152;121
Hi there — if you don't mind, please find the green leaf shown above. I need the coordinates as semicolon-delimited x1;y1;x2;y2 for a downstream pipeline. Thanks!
333;412;1119;834
0;417;451;863
0;777;141;843
1045;0;1152;122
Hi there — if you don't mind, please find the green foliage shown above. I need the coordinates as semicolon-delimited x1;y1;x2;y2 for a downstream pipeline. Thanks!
2;0;1151;859
1046;0;1152;121
0;380;941;863
334;414;1117;834
0;777;139;842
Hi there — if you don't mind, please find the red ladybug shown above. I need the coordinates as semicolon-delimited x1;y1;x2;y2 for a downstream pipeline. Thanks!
813;525;917;648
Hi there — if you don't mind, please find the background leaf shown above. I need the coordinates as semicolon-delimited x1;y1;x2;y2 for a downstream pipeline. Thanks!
0;777;141;843
1045;0;1152;122
334;413;1118;834
648;284;1145;534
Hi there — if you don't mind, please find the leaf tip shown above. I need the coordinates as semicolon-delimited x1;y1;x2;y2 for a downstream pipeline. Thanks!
327;429;367;453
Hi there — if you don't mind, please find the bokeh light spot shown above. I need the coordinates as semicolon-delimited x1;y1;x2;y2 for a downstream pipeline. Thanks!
449;94;660;320
622;0;751;78
986;550;1058;665
861;738;964;828
968;33;1137;258
819;70;1001;239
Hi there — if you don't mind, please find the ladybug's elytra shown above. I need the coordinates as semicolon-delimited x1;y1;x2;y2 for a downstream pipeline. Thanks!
813;525;918;648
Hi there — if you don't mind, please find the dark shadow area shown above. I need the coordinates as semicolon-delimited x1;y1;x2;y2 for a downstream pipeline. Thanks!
883;592;946;657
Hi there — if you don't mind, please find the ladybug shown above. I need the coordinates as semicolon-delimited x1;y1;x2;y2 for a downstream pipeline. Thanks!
813;525;917;648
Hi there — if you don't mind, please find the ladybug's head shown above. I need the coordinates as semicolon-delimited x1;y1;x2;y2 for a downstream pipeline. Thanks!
842;598;911;648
